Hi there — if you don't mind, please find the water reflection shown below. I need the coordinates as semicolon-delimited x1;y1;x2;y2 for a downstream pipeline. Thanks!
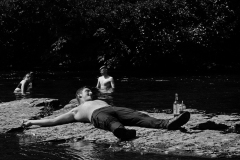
14;92;32;100
97;92;114;105
17;134;111;160
1;133;236;160
66;140;109;160
18;133;43;144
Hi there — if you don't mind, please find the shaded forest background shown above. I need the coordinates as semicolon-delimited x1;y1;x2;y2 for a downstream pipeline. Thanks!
0;0;240;74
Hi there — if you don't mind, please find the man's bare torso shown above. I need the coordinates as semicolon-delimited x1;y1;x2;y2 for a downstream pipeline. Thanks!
72;100;110;123
98;76;113;90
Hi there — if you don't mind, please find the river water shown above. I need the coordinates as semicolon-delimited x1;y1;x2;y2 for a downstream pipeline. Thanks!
0;71;240;160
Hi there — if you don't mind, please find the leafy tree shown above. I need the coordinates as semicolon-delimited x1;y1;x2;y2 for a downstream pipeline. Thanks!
94;0;239;72
0;0;239;73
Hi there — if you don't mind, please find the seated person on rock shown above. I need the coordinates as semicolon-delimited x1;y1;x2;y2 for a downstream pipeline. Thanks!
14;73;33;95
22;86;191;141
96;66;115;93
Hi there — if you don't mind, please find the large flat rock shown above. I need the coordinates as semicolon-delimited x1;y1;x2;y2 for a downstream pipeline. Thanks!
0;98;60;133
1;99;240;158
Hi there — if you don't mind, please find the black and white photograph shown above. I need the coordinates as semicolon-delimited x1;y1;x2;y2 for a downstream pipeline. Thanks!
0;0;240;159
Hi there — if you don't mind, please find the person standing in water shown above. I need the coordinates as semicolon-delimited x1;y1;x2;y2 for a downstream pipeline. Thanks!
96;66;115;93
13;73;33;95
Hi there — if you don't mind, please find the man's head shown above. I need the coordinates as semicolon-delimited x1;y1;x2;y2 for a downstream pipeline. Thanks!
99;66;108;75
29;72;34;78
24;73;31;81
76;86;93;104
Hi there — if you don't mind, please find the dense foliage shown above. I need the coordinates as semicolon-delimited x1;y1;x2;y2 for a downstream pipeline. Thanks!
0;0;239;73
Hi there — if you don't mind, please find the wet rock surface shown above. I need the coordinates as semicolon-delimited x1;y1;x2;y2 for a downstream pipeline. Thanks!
1;99;240;158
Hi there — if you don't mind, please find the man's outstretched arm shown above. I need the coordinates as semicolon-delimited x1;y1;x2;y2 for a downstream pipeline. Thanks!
23;109;76;127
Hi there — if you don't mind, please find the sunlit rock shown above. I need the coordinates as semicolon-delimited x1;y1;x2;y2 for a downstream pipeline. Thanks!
1;99;240;158
0;98;60;133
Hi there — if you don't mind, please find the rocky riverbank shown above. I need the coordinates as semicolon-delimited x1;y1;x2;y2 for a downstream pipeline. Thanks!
1;98;240;158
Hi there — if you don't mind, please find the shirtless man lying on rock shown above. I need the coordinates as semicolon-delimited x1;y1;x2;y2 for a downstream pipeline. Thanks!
23;86;190;141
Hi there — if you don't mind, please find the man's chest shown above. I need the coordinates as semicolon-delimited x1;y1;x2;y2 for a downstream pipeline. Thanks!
100;78;111;84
